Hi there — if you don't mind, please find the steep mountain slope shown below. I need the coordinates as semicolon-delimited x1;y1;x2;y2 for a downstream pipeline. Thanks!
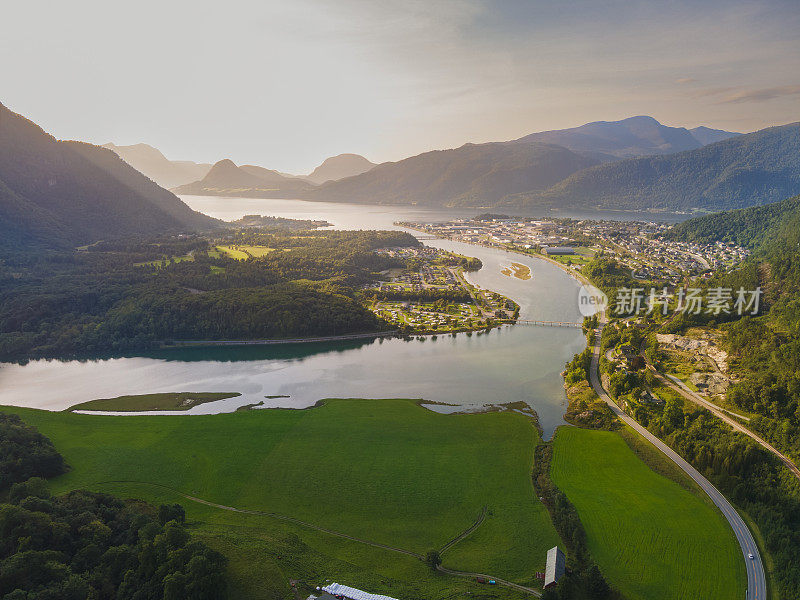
103;143;211;188
173;159;315;196
0;103;219;250
306;142;599;206
306;153;375;184
514;116;736;160
513;123;799;212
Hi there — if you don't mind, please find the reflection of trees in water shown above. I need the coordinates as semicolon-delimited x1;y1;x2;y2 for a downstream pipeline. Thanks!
141;337;378;363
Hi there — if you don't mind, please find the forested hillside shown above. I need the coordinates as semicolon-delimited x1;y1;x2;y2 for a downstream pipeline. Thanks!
0;413;227;599
665;194;800;248
0;228;419;361
653;197;800;597
516;123;800;212
307;142;599;206
0;103;219;250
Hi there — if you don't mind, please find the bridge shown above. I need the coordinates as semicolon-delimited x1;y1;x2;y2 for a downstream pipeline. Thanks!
515;320;583;328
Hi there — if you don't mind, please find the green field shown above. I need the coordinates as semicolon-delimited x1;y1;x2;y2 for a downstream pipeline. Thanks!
2;400;559;599
550;427;745;600
215;245;250;260
67;391;240;412
240;244;276;257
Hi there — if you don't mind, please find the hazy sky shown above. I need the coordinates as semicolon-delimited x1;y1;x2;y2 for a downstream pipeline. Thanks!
2;0;798;173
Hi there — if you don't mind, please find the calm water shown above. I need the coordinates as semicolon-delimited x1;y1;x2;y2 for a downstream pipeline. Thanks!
0;197;594;437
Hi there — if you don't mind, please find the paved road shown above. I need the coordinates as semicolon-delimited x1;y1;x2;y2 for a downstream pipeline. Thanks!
589;324;766;600
648;365;800;481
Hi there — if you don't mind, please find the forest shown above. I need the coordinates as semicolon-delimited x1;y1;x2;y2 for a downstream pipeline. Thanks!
0;227;421;361
569;191;800;598
0;413;227;599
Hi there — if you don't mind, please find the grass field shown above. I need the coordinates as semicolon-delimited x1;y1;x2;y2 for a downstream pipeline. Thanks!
551;427;745;600
2;400;559;599
239;245;276;257
215;245;250;260
67;391;240;412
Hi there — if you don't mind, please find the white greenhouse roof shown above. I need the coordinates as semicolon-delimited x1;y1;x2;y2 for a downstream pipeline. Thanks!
321;582;401;600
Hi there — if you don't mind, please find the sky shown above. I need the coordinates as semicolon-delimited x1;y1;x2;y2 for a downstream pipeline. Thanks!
2;0;798;173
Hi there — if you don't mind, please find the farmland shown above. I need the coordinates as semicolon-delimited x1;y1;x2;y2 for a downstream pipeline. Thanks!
2;399;559;599
550;426;745;600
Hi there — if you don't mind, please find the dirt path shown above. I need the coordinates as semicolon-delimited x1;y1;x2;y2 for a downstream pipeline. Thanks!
94;480;541;595
95;480;423;559
439;505;487;555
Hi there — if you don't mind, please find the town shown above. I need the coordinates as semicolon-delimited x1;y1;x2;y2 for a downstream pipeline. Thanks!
397;215;750;286
363;246;519;333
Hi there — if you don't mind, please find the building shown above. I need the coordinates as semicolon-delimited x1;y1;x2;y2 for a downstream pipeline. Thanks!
544;546;566;588
319;582;400;600
543;247;576;256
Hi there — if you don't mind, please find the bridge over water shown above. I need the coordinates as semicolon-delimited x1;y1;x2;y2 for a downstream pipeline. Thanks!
515;320;583;328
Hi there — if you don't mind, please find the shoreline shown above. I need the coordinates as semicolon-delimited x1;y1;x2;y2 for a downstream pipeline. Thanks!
160;330;400;348
401;224;592;289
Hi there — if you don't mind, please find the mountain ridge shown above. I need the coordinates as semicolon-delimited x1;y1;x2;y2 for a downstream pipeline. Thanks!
305;141;600;206
172;159;316;196
513;115;729;160
511;122;800;212
0;103;220;250
102;142;212;189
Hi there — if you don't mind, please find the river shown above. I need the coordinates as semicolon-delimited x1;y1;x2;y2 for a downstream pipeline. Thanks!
0;196;595;437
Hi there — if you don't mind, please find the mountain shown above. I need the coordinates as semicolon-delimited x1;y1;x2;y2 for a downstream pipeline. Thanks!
305;142;600;207
306;153;375;184
667;193;800;249
511;122;800;212
689;126;742;146
102;143;211;188
514;116;739;160
173;159;315;196
0;103;219;250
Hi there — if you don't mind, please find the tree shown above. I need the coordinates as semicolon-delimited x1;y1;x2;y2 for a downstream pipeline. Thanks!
424;550;442;571
586;564;611;598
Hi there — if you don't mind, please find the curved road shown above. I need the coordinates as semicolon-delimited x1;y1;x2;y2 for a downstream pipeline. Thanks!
651;366;800;481
590;324;766;600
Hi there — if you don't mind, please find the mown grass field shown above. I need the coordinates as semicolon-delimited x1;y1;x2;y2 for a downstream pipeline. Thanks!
550;427;745;600
2;400;559;600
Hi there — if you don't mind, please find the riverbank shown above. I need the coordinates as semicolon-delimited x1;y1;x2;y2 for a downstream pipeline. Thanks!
160;330;400;348
399;223;592;290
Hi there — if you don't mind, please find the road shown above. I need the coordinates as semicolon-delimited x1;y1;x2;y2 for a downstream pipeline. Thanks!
647;364;800;482
589;323;766;600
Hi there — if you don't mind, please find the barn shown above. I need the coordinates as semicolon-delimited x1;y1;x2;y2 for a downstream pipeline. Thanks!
544;546;566;588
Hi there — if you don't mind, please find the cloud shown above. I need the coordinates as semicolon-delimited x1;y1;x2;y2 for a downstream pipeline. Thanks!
706;84;800;104
675;77;697;84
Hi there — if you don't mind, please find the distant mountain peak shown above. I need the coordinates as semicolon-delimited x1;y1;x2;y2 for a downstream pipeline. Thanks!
307;153;375;184
101;142;211;188
514;116;740;161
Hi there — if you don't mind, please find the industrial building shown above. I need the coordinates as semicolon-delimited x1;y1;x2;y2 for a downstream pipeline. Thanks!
542;246;576;256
